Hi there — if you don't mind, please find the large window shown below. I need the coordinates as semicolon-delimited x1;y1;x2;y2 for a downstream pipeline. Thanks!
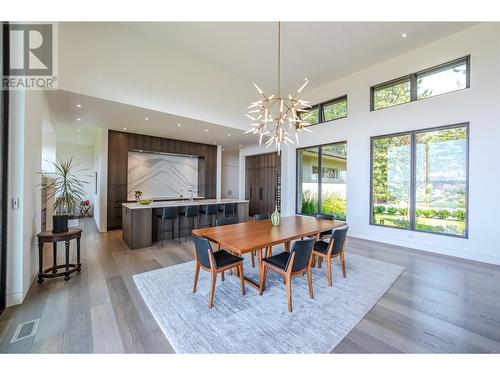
370;123;468;237
297;142;347;220
299;96;347;126
371;56;470;111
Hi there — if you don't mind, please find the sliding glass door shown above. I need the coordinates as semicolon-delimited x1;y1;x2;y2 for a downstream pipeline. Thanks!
296;141;347;220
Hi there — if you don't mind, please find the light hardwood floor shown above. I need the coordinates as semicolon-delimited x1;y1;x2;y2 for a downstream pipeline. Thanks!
1;218;500;353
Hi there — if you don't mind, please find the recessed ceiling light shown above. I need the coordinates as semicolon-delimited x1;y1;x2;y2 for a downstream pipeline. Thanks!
227;133;231;137
222;148;225;151
123;127;127;130
144;117;149;121
76;118;81;121
76;104;82;108
177;123;181;127
402;33;407;38
204;129;208;132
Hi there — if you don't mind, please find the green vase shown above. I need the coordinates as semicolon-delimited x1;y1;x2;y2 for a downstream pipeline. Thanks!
271;205;281;226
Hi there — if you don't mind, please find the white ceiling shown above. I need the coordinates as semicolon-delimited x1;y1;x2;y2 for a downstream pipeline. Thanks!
122;22;475;94
53;22;476;149
46;90;253;150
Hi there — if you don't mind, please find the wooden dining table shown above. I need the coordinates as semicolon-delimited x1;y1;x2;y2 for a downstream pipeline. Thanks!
192;215;346;289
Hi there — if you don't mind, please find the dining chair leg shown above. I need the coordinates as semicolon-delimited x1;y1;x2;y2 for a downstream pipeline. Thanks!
221;271;225;282
326;257;333;287
193;261;200;293
251;251;255;268
307;266;314;299
311;255;316;268
286;275;293;312
238;264;245;295
340;251;347;278
259;264;268;295
318;257;323;268
208;271;217;309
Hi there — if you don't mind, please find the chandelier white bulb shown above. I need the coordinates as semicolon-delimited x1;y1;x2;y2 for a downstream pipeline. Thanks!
245;22;312;154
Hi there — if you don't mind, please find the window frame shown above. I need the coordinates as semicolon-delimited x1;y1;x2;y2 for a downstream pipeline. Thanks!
296;140;348;219
370;56;470;111
369;122;469;239
299;95;348;127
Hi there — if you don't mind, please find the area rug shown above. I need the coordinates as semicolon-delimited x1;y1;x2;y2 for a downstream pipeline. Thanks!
133;252;404;353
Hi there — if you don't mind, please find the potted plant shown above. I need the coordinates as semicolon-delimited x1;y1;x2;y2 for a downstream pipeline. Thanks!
39;158;89;233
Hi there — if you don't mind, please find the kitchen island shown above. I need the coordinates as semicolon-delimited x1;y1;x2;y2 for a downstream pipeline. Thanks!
122;199;249;249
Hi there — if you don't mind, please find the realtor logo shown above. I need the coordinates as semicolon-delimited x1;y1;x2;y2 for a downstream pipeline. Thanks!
2;23;58;90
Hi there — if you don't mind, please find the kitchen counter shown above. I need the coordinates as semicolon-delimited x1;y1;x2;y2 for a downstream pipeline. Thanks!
122;198;249;210
121;199;249;249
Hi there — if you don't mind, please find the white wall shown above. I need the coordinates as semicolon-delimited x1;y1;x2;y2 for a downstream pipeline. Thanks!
56;142;96;216
7;90;47;306
221;150;239;198
93;128;108;232
240;23;500;265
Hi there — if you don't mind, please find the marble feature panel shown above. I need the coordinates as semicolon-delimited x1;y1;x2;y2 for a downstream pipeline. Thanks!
127;151;198;200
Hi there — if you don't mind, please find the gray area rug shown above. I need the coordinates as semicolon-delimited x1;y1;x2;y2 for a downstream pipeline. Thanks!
134;251;404;353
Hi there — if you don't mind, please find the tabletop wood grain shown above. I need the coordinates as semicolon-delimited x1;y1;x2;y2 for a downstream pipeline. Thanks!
192;215;345;254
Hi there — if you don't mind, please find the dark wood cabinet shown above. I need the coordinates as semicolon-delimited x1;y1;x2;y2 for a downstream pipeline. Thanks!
107;130;217;230
245;152;281;217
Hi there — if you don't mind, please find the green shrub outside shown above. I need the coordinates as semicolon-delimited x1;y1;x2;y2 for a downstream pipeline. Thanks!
387;207;398;215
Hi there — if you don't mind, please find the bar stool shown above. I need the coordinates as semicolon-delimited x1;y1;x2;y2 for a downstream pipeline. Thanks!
181;205;200;242
157;207;180;245
218;203;236;220
199;204;218;227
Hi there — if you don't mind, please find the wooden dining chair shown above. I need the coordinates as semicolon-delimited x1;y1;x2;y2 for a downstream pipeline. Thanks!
259;238;315;312
314;213;334;239
312;226;348;286
192;236;245;308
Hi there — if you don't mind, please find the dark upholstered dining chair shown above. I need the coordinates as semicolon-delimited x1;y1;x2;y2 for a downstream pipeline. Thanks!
253;213;270;221
216;216;237;226
314;213;334;239
259;238;315;312
192;236;245;308
312;226;348;286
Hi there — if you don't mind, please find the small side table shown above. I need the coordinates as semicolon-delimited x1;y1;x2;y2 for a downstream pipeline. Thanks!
36;228;82;283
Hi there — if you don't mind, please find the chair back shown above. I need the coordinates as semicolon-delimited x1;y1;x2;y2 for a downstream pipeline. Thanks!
217;217;237;226
287;238;315;272
192;236;213;269
223;203;235;216
162;206;179;220
253;213;270;221
315;213;334;221
329;226;348;255
206;204;218;215
184;205;199;217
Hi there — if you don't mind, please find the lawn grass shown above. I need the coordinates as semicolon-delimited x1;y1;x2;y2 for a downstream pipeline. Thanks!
373;213;465;236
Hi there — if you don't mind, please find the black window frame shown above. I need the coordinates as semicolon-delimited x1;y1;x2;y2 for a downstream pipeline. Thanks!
370;56;470;111
369;122;469;239
296;140;347;220
299;95;348;127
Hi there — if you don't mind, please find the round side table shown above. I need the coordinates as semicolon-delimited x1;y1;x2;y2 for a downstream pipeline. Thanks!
36;228;82;283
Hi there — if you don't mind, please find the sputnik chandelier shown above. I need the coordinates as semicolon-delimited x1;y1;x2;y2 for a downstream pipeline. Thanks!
245;22;312;154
